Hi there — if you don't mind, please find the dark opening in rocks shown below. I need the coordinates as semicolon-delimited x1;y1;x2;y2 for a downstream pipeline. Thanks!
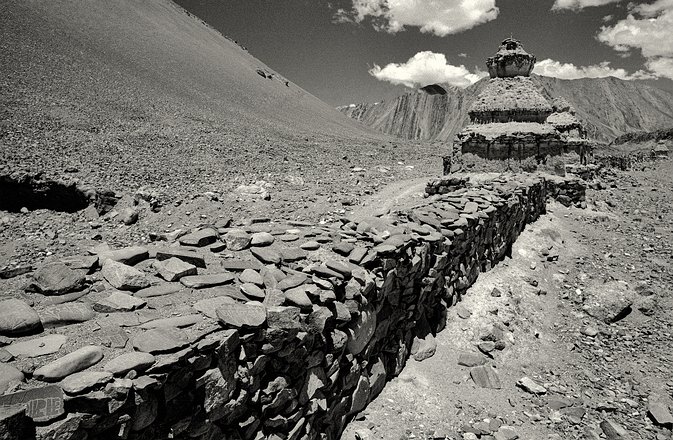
0;173;116;214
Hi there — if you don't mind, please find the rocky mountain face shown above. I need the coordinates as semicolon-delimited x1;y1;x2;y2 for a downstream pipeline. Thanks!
339;76;673;142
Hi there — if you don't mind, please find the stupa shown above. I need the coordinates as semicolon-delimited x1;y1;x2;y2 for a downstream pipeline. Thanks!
446;38;592;172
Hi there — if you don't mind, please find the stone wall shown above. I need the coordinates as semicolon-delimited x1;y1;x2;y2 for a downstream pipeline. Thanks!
2;176;555;440
459;135;589;161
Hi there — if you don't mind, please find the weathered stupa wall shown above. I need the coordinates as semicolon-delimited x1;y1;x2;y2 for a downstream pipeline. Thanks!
2;176;585;440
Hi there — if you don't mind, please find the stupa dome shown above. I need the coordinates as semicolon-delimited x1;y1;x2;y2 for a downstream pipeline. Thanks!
486;38;536;78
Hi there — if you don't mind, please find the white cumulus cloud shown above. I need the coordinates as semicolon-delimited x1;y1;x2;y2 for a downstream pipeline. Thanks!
597;0;673;81
551;0;623;11
533;58;653;80
336;0;499;36
369;51;487;88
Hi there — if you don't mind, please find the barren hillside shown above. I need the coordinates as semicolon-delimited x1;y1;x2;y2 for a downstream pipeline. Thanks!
0;0;389;200
339;76;673;142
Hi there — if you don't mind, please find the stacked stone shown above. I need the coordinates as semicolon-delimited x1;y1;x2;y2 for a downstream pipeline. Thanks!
450;38;593;165
1;176;553;440
544;174;587;208
425;176;469;195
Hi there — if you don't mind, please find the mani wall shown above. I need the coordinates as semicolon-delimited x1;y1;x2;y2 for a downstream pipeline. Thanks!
0;174;584;440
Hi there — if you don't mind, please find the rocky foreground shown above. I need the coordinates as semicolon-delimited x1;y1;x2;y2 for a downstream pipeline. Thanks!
0;171;587;440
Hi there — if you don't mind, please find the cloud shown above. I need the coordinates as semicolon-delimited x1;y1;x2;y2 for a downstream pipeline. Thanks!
597;0;673;81
533;58;653;80
336;0;499;36
646;57;673;80
369;51;487;88
551;0;623;11
597;5;673;58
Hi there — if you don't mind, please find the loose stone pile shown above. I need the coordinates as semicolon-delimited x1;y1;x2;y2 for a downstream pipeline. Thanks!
0;175;583;440
446;38;594;169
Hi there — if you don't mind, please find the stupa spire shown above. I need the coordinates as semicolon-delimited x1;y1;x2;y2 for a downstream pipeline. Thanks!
486;38;536;78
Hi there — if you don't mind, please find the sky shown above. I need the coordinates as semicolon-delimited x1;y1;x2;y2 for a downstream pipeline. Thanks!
175;0;673;106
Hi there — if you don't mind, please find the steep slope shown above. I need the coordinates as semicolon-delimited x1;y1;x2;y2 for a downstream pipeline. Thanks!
340;76;673;142
0;0;385;197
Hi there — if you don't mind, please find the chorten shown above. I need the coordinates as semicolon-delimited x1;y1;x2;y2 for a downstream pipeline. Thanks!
446;38;592;171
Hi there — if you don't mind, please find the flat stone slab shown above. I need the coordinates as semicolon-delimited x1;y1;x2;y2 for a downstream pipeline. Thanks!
285;286;312;309
180;273;234;289
139;314;202;329
239;269;263;286
179;229;218;247
280;247;307;262
27;262;85;295
132;327;191;354
250;247;282;264
154;248;206;268
97;246;149;265
94;291;147;313
134;283;183;298
457;352;487;367
0;363;24;393
220;259;262;271
193;296;236;319
6;334;68;358
240;283;266;300
33;345;104;381
154;257;197;282
0;385;64;423
101;260;150;291
470;365;502;389
60;371;113;395
277;273;307;291
104;352;156;376
216;302;266;328
0;299;42;336
39;303;95;327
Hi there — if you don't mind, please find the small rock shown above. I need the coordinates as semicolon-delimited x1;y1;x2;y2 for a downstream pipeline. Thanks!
94;291;146;312
104;352;156;376
0;299;41;336
180;273;234;289
60;371;113;395
28;262;85;295
101;260;150;291
458;352;487;367
0;363;24;393
648;398;673;426
600;419;631;439
154;257;197;281
240;283;266;300
216;302;267;328
239;269;264;286
250;247;282;264
131;327;190;354
470;365;502;389
251;232;274;247
581;326;599;337
517;376;547;394
224;229;252;251
6;334;68;358
300;241;320;250
494;426;519;440
179;229;217;247
33;346;104;381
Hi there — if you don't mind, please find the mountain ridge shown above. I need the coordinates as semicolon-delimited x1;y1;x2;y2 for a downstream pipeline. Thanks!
338;75;673;142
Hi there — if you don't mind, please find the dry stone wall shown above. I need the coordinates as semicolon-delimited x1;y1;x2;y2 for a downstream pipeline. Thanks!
1;175;572;440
